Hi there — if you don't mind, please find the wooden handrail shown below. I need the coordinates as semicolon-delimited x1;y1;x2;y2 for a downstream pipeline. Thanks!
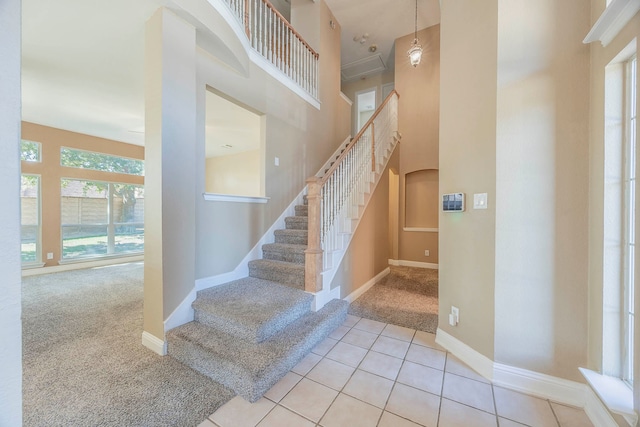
257;0;320;59
320;89;399;185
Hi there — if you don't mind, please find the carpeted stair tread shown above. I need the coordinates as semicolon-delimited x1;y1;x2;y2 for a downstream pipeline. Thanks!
285;216;308;230
248;259;305;289
294;205;308;216
274;229;307;245
193;277;313;343
262;243;306;264
167;299;348;402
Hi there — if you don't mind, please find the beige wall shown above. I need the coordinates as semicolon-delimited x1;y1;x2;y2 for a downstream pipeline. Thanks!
331;148;399;297
21;122;144;267
194;0;350;279
494;0;590;381
439;1;497;359
205;150;261;196
586;0;640;407
405;169;438;228
395;25;441;266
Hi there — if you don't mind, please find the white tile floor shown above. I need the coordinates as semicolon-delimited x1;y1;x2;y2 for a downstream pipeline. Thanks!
199;315;594;427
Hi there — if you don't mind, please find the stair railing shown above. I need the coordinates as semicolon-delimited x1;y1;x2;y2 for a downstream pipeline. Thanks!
223;0;319;99
305;90;400;293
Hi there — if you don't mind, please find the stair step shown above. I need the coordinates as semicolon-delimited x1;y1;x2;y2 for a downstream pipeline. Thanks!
167;299;348;402
285;216;308;230
262;243;306;264
294;205;308;217
192;277;313;343
249;259;305;289
274;229;307;245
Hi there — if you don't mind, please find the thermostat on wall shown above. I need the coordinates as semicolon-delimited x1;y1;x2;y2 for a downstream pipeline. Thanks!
442;193;465;212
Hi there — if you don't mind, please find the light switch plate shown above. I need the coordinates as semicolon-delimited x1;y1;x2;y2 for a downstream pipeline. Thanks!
473;193;488;209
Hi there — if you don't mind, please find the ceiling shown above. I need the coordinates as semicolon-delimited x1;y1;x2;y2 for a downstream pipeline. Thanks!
21;0;439;149
325;0;440;81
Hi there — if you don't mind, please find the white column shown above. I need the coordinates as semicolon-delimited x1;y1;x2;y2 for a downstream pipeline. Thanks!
143;8;197;353
0;0;23;424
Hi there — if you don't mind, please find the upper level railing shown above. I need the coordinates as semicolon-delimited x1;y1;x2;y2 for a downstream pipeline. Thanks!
305;90;400;292
224;0;319;99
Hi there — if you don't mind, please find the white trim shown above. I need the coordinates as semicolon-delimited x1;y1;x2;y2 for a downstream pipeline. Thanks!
580;368;637;426
21;262;46;269
584;384;627;427
436;329;619;427
142;331;167;356
343;267;390;304
494;363;586;407
22;255;144;276
435;328;494;380
388;259;439;269
402;227;439;233
203;193;270;203
583;0;640;47
311;285;342;311
340;91;353;106
164;288;197;333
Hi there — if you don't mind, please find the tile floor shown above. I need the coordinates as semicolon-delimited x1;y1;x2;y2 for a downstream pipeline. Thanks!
198;315;594;427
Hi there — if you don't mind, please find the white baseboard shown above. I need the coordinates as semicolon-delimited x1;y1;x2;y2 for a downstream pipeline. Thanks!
344;267;390;304
311;285;342;311
493;363;586;407
22;256;144;277
388;259;439;269
142;331;167;356
436;328;494;380
164;288;197;333
436;328;618;427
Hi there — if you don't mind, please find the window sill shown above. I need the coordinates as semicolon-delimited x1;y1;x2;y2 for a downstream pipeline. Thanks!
203;193;270;204
403;227;439;233
579;368;638;426
58;252;143;265
22;262;46;269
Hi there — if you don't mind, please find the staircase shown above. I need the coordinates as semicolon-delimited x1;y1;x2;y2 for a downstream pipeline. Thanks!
167;197;348;402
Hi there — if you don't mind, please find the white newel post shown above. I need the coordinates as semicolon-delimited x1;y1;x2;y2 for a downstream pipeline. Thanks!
143;8;197;354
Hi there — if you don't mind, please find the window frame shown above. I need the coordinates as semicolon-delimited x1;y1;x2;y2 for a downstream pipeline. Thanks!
623;55;637;387
20;174;41;266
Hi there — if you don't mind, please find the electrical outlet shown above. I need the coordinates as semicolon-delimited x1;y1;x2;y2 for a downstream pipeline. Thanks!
424;250;430;257
47;252;53;260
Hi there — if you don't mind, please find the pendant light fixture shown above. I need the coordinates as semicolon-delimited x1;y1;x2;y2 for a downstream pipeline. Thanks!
407;0;423;67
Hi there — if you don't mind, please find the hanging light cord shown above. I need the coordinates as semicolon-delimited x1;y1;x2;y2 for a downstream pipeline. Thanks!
414;0;418;41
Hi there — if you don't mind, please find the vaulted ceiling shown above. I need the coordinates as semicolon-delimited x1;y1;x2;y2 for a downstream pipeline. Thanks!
21;0;440;148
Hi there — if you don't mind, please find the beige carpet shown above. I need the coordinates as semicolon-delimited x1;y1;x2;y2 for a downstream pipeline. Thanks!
348;266;439;333
22;262;234;427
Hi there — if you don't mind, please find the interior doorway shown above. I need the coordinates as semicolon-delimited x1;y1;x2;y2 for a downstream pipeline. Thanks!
355;88;376;133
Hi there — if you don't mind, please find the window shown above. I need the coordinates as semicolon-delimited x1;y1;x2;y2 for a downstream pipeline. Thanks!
623;55;636;386
61;179;144;259
60;147;144;176
21;140;40;162
21;175;40;263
